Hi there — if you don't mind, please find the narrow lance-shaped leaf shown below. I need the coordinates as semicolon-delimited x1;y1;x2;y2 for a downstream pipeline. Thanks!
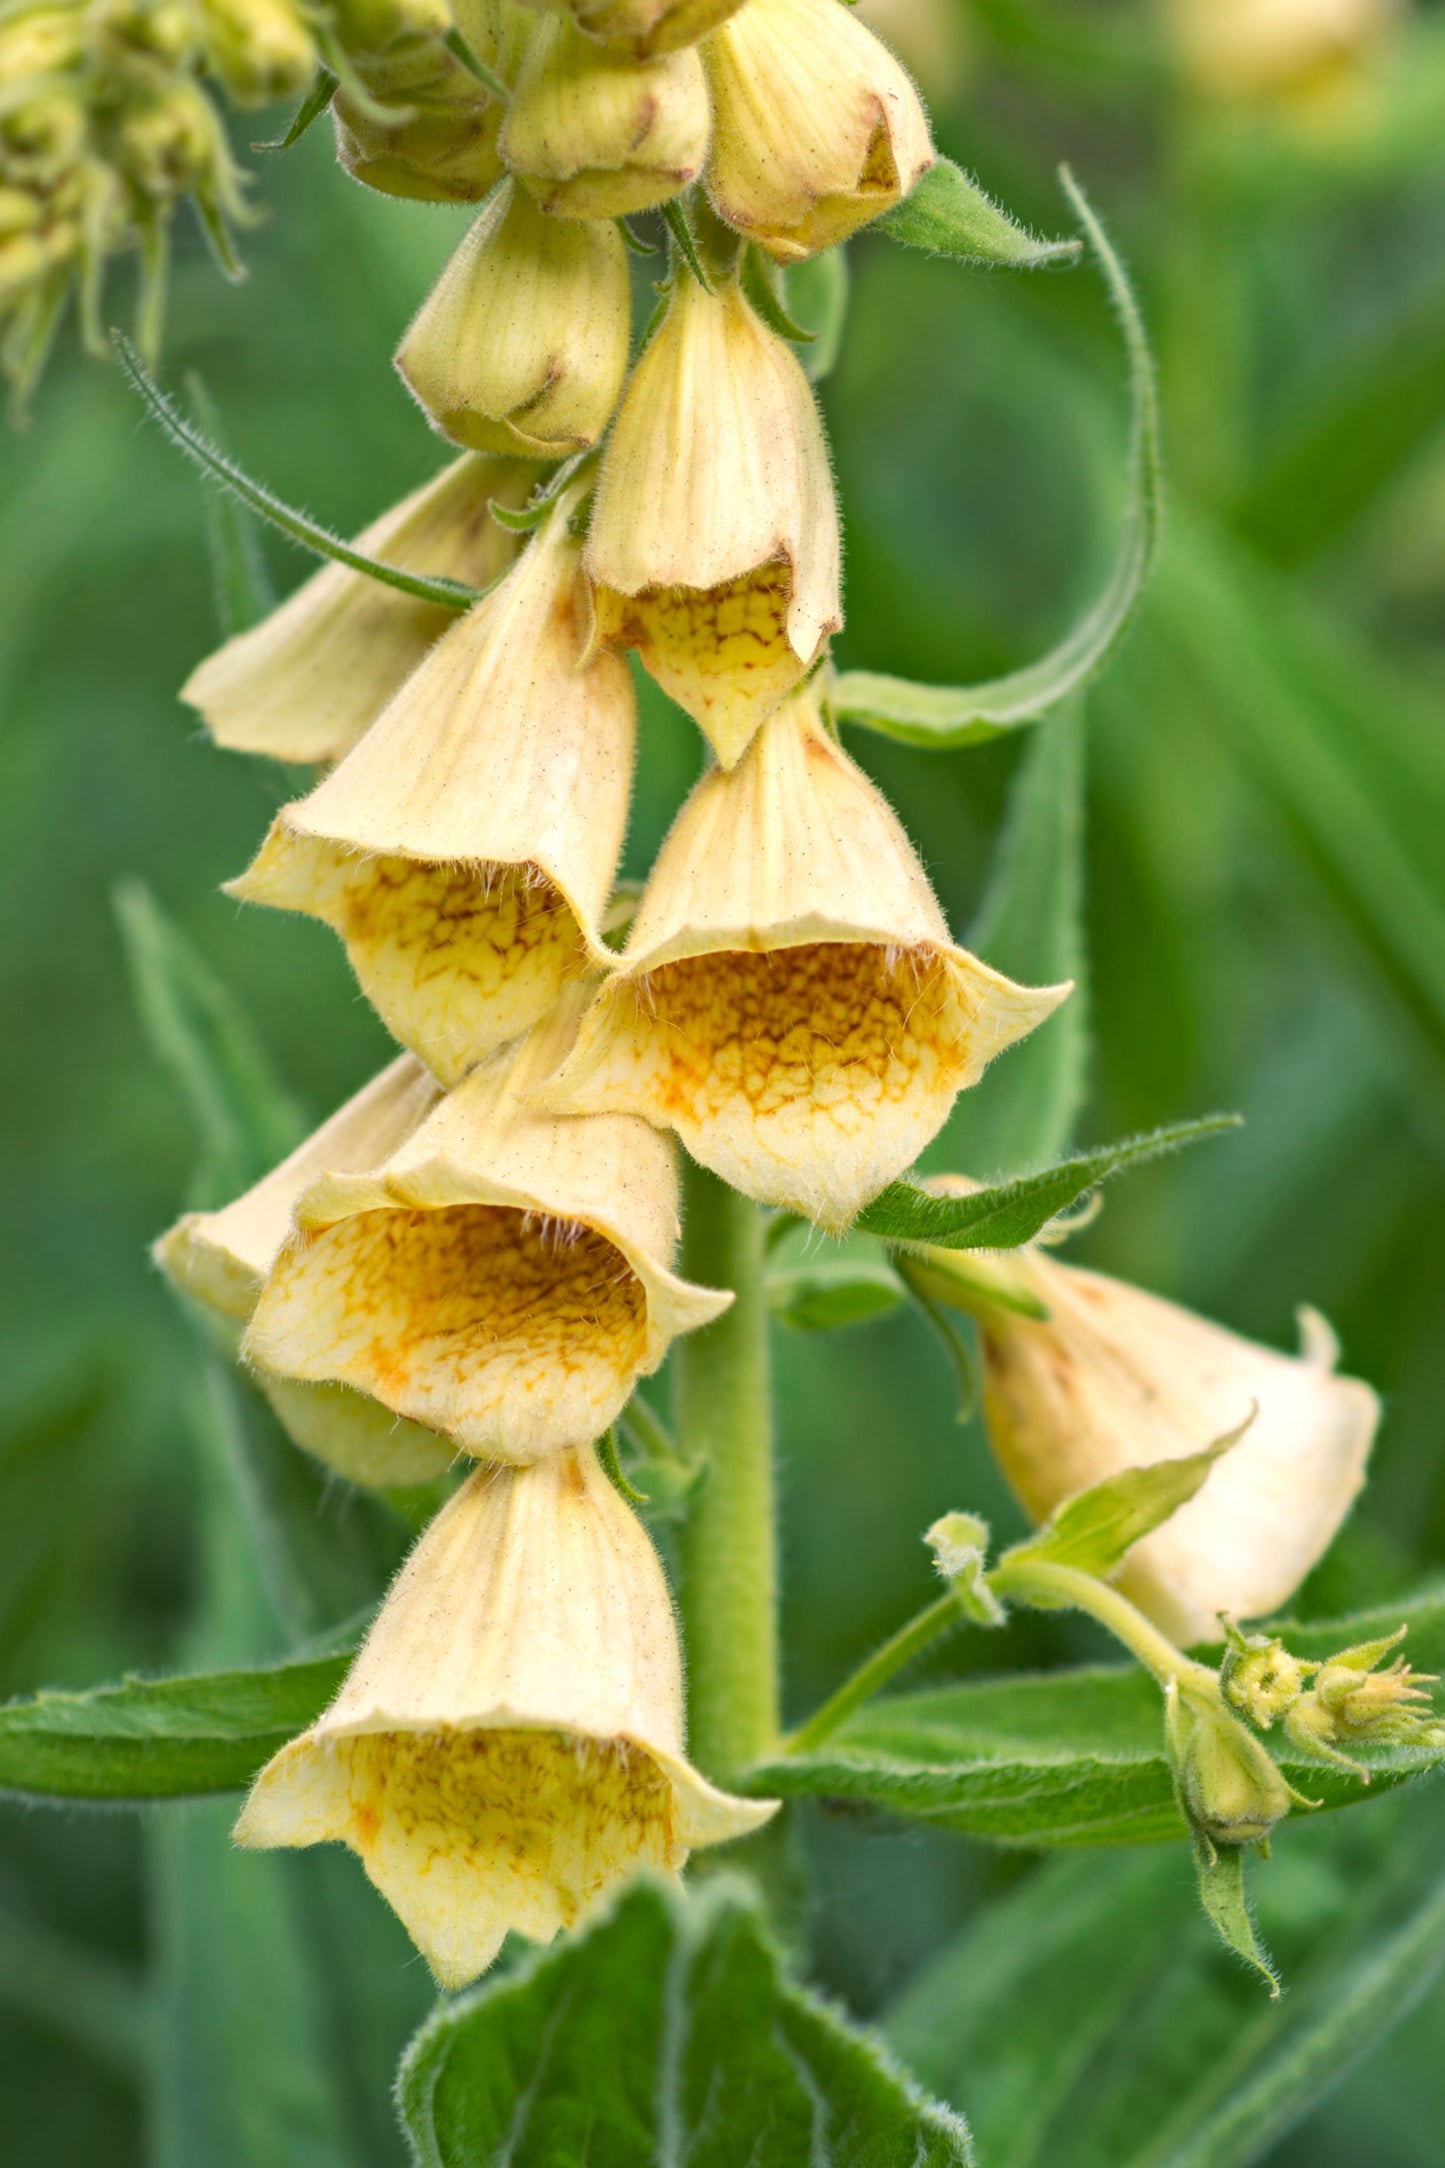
877;156;1081;268
112;333;485;612
1000;1424;1245;1582
398;1878;974;2168
834;167;1162;748
854;1114;1240;1252
1193;1843;1279;1998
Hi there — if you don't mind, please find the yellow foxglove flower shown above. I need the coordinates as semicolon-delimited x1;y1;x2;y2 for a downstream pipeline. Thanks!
704;0;933;263
333;0;533;203
1169;0;1399;112
542;691;1067;1230
501;15;710;219
181;456;532;767
226;496;634;1088
235;1448;775;1988
967;1245;1379;1647
545;0;744;62
242;996;731;1460
585;271;840;769
395;178;631;456
155;1056;455;1488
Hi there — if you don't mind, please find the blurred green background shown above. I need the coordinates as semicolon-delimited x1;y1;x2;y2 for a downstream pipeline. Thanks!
3;0;1445;2160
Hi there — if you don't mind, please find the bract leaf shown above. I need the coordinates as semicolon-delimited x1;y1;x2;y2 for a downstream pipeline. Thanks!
999;1421;1246;1582
397;1877;974;2167
833;168;1160;749
876;156;1081;268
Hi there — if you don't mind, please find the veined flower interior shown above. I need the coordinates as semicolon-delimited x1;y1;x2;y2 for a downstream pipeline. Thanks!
248;1202;651;1459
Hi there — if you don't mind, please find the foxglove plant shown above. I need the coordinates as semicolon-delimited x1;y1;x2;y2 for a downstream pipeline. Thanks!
7;0;1444;2152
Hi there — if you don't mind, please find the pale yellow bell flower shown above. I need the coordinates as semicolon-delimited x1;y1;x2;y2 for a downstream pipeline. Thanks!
704;0;933;263
1169;0;1400;113
225;495;635;1089
235;1447;775;1988
333;0;532;203
395;178;631;456
154;1055;456;1488
585;271;841;770
181;456;532;768
242;994;732;1461
963;1241;1379;1647
541;690;1068;1231
501;14;710;218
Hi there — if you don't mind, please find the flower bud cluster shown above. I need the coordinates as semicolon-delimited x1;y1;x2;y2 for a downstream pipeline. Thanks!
1223;1621;1445;1778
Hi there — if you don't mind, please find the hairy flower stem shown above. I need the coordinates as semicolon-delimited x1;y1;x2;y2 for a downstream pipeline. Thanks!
988;1559;1216;1693
784;1593;964;1755
675;1162;780;1787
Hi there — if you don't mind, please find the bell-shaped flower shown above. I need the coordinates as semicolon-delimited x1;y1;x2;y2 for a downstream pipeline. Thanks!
396;178;631;456
585;270;841;769
960;1242;1379;1647
332;0;531;202
154;1056;456;1488
181;456;531;767
704;0;933;262
225;493;635;1088
235;1447;775;1988
501;15;710;218
242;994;732;1461
542;690;1067;1230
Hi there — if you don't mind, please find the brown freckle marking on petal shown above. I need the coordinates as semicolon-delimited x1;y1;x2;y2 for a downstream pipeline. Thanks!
266;1204;649;1450
597;560;805;755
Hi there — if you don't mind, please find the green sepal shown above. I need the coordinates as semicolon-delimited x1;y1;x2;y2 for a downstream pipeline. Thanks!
253;66;338;153
661;197;713;292
833;168;1161;750
999;1419;1248;1583
741;244;817;344
597;1426;649;1506
877;156;1081;269
1194;1842;1281;1998
617;215;660;255
113;333;485;610
853;1115;1241;1253
785;246;849;383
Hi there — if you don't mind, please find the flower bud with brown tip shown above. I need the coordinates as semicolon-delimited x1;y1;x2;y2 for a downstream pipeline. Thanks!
501;13;710;219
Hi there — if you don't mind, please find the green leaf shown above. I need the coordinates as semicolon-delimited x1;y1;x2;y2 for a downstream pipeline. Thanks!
753;1588;1445;1847
1194;1843;1279;1998
253;65;339;153
114;877;304;1210
877;156;1081;268
833;169;1161;749
854;1115;1240;1252
398;1877;973;2167
1001;1427;1241;1582
741;244;818;345
957;696;1089;1170
785;245;850;382
112;333;483;612
185;373;275;636
766;1253;906;1331
0;1648;348;1801
886;1791;1445;2168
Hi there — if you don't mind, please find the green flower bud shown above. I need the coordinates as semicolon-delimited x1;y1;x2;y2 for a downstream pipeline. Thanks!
197;0;318;105
1166;1679;1296;1851
1220;1623;1310;1728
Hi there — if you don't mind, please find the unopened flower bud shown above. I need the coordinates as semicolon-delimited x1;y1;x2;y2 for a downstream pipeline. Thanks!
182;454;532;766
705;0;933;262
545;0;742;61
0;10;86;82
154;1055;455;1488
396;178;631;456
969;1256;1379;1647
329;0;450;54
118;82;237;204
1221;1626;1310;1728
1283;1628;1445;1775
501;14;709;219
586;272;841;766
333;0;531;203
245;990;730;1459
543;689;1066;1229
227;492;634;1086
1167;1679;1296;1851
197;0;317;104
236;1448;775;1987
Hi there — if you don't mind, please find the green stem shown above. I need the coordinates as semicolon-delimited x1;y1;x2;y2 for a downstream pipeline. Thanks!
990;1557;1215;1691
674;1162;780;1785
784;1593;963;1756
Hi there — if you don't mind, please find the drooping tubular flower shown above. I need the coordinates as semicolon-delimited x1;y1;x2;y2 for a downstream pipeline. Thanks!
396;178;632;457
332;0;533;203
181;455;532;767
243;991;731;1461
154;1055;455;1488
542;689;1067;1230
500;14;711;219
585;267;841;770
1168;0;1400;112
704;0;933;262
226;488;634;1088
235;1447;775;1989
921;1227;1380;1647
